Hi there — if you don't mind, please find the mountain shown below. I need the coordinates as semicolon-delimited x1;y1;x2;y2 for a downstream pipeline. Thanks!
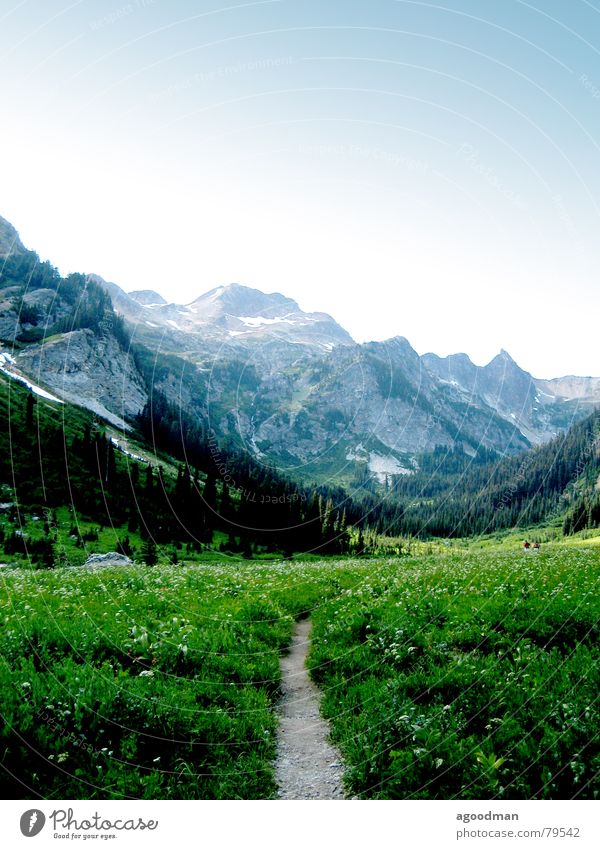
536;375;600;404
421;349;595;446
129;289;167;306
0;215;25;258
0;225;147;430
206;334;531;484
94;278;353;350
390;407;600;537
0;352;376;563
1;213;599;488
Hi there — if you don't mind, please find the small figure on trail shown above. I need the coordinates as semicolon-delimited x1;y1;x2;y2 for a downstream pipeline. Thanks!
533;542;541;551
523;540;530;551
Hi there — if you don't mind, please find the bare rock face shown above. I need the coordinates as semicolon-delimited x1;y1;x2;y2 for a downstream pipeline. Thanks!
82;552;132;568
0;308;20;342
422;349;600;446
15;329;147;429
0;216;25;258
224;337;530;483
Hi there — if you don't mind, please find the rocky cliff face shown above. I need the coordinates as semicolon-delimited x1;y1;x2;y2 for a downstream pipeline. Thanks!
203;336;530;484
0;216;25;258
15;329;147;430
0;224;148;429
536;375;600;403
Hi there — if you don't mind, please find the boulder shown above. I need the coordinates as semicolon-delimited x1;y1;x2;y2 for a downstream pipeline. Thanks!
82;552;132;569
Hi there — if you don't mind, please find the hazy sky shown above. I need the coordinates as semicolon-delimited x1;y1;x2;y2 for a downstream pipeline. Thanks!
1;0;599;377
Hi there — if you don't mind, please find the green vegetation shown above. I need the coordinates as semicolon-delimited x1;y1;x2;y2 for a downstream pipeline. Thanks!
0;548;597;799
310;548;599;799
1;244;599;802
0;248;129;347
0;372;369;564
0;561;341;799
365;349;417;404
390;410;600;537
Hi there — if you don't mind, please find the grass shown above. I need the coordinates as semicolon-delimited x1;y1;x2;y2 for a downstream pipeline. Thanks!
0;560;343;799
0;547;598;799
309;548;600;799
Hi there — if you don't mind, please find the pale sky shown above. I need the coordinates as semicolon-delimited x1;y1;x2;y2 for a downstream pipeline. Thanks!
1;1;600;378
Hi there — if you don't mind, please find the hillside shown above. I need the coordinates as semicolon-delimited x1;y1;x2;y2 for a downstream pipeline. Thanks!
0;239;144;429
0;367;396;564
1;212;599;505
389;409;600;537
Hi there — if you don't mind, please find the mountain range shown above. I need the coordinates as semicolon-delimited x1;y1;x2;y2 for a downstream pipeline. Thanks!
1;213;599;487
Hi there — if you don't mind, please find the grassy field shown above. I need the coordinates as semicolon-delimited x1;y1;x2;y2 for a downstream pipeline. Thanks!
0;547;598;799
310;548;599;799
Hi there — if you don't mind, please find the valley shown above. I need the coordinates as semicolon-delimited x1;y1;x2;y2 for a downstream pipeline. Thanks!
0;213;599;803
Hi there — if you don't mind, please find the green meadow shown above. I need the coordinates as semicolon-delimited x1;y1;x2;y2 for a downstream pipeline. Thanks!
0;547;598;799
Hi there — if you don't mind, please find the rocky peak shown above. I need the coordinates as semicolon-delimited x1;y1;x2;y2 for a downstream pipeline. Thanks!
366;336;424;384
99;281;355;348
422;351;479;393
0;216;25;258
187;283;300;322
483;350;533;396
487;349;518;369
129;290;167;306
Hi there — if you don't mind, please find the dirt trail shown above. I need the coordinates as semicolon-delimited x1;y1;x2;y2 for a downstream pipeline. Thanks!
275;618;345;799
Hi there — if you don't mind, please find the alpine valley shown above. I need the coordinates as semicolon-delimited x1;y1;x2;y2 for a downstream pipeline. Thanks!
2;213;598;490
2;215;600;804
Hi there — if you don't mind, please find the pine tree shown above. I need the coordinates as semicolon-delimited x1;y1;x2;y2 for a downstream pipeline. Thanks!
106;439;117;486
203;473;217;512
142;537;158;566
220;481;232;522
25;392;35;429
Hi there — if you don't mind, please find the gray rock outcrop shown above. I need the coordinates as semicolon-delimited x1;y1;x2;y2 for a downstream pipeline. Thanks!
82;552;133;568
16;329;147;429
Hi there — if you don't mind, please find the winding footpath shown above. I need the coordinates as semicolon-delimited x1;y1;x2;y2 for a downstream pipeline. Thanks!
275;618;346;799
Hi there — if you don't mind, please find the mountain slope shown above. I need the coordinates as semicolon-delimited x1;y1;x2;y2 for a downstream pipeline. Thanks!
422;349;597;445
0;233;147;431
0;363;392;560
391;408;600;537
2;213;599;489
0;215;25;257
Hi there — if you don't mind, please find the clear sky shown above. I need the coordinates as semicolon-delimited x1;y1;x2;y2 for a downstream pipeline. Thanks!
1;0;599;378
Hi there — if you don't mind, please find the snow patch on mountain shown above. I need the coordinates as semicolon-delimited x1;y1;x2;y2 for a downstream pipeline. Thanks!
237;315;298;327
0;352;64;403
368;453;413;482
109;436;145;463
346;443;369;462
346;443;413;482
